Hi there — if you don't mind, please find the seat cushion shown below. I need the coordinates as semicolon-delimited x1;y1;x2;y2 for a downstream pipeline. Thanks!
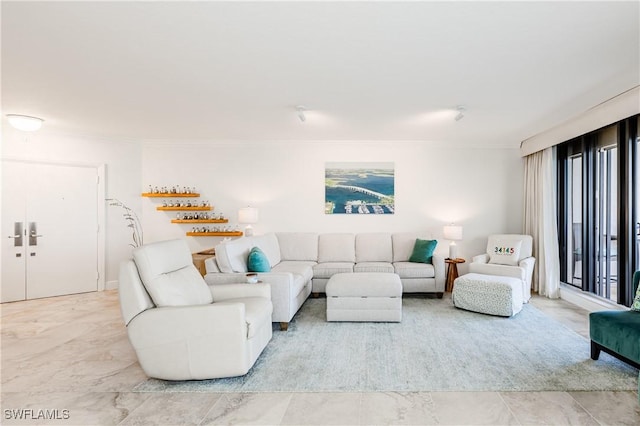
217;297;273;339
354;262;395;273
271;261;316;283
393;261;435;279
133;239;213;307
590;310;640;364
313;262;355;278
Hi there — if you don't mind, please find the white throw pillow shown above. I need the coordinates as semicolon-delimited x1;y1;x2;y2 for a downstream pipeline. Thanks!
488;240;522;266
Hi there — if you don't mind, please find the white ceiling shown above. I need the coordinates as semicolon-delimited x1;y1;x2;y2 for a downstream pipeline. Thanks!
2;1;639;146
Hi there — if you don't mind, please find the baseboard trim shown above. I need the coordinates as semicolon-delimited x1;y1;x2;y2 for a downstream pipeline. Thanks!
560;284;627;312
105;280;119;290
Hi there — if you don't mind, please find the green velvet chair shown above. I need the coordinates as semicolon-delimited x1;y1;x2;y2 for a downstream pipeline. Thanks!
589;270;640;369
589;270;640;400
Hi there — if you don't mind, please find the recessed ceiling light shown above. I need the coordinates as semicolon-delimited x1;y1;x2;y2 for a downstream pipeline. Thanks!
6;114;44;131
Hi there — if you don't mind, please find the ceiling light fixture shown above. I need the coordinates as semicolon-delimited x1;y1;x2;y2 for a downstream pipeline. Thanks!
454;105;465;122
6;114;44;132
296;105;306;122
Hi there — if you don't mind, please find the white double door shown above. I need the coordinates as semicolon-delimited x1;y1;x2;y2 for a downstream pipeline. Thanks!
1;161;99;303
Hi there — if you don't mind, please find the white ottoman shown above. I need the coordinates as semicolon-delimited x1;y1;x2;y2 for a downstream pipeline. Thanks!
326;272;402;322
452;273;524;317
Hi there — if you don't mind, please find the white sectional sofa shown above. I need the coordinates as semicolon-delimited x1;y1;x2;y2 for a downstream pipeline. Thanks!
204;232;445;330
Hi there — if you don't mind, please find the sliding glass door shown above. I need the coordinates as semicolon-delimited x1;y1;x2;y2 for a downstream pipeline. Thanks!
567;155;582;286
594;144;617;301
557;115;639;307
636;136;640;273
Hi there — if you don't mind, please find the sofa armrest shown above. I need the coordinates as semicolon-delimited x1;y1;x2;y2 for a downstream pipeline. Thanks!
472;254;489;264
519;256;536;289
255;272;299;323
205;271;299;323
432;254;446;291
210;283;271;301
204;257;220;273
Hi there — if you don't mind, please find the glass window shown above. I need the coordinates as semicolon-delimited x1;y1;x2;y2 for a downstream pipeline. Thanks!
568;155;582;286
557;115;638;307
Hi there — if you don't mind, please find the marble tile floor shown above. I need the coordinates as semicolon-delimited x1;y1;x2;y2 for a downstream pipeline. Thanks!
1;290;638;426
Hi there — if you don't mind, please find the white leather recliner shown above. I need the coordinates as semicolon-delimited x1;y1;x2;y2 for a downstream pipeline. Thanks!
119;239;273;381
468;234;536;302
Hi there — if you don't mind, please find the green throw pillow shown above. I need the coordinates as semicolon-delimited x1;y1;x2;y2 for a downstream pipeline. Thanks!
409;239;437;264
248;247;271;272
632;279;640;312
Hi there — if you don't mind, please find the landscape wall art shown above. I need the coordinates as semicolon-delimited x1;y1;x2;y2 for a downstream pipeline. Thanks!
325;162;395;214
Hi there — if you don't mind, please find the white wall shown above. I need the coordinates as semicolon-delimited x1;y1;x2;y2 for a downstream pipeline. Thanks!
1;130;523;289
142;140;524;273
1;126;142;287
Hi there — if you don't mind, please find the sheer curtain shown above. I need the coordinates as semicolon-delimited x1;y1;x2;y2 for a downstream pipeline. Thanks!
523;147;560;298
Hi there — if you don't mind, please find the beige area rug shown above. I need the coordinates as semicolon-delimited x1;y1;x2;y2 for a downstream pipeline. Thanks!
134;297;638;393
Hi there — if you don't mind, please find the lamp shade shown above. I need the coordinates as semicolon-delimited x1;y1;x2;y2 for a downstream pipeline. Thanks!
238;207;259;224
443;224;463;241
6;114;44;132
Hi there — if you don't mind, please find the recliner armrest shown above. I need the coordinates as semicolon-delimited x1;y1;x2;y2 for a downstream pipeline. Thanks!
128;303;249;352
126;303;252;380
204;272;248;285
210;283;271;301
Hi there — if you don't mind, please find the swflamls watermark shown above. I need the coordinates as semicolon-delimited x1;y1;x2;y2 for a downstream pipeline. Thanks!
4;409;70;420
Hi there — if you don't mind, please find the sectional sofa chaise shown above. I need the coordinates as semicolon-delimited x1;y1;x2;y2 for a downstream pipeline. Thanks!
204;232;445;330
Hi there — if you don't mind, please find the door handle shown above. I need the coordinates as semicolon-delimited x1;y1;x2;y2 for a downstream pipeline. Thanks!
28;222;42;246
10;222;24;247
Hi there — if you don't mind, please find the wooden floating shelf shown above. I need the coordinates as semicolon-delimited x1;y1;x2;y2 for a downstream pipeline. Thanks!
157;206;212;211
142;192;200;197
171;219;229;224
186;231;243;237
